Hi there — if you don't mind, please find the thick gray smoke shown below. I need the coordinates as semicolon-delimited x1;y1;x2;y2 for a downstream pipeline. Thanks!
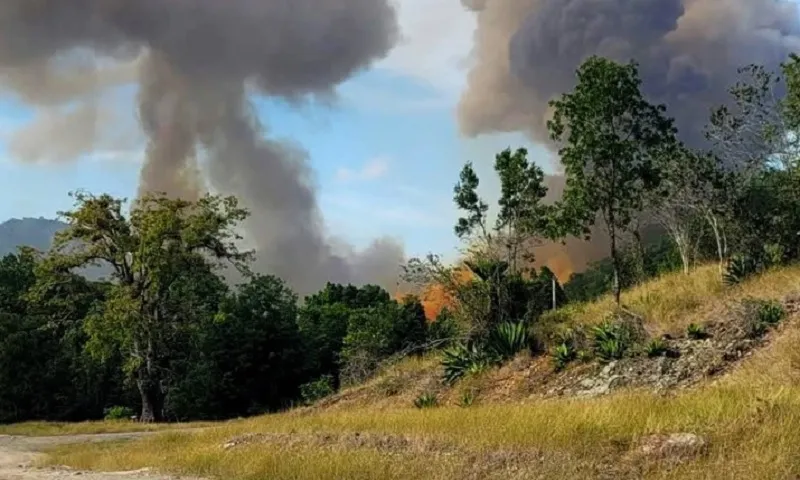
460;0;800;275
0;1;405;295
460;0;800;147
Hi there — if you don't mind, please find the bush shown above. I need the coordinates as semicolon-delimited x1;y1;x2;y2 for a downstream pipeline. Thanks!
645;338;668;358
299;375;335;405
592;319;636;362
103;405;135;421
413;392;438;409
687;323;709;340
756;299;786;325
487;321;530;359
552;342;576;371
426;308;461;348
441;342;496;385
742;298;786;338
724;254;758;286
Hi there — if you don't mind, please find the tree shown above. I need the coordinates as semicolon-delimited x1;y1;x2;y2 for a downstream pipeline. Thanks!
297;283;394;386
454;148;551;273
547;56;677;305
40;192;252;422
647;147;721;274
169;274;304;419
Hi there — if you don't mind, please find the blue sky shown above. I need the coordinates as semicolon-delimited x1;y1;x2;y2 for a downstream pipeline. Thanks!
0;1;556;261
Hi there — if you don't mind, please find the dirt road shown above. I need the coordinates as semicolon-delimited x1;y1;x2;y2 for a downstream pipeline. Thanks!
0;432;201;480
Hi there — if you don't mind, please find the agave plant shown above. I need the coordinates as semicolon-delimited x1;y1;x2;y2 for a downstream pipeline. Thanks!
723;254;757;286
441;341;496;385
487;321;530;360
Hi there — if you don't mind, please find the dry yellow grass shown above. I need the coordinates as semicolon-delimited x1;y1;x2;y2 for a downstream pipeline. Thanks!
39;265;800;479
0;420;215;437
548;263;800;334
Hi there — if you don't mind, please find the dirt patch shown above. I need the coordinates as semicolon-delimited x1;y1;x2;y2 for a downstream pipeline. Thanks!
0;432;203;480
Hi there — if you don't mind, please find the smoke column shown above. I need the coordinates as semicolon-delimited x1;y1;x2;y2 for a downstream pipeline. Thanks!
460;0;800;275
0;0;404;295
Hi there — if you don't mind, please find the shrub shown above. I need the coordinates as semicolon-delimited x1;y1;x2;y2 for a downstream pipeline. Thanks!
441;342;496;385
487;321;530;359
458;389;476;407
592;319;635;361
299;375;335;405
742;298;786;338
724;254;758;286
757;300;786;325
645;338;668;358
426;308;461;349
552;342;576;371
687;323;709;340
103;405;135;421
413;392;438;409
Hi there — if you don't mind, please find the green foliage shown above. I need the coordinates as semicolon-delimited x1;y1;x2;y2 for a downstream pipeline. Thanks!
756;300;787;326
339;296;428;386
413;392;438;409
591;319;636;362
103;405;135;421
723;254;758;286
458;389;476;407
548;56;678;304
742;298;786;338
300;375;335;405
552;343;576;371
687;323;709;340
298;283;395;385
441;342;496;385
645;338;668;358
487;321;530;360
426;307;461;348
564;235;683;302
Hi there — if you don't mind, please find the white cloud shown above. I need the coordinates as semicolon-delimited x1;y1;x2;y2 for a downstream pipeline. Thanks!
335;156;390;182
378;0;476;95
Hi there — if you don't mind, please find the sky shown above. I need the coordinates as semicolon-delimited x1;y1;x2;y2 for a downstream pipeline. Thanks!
0;0;555;261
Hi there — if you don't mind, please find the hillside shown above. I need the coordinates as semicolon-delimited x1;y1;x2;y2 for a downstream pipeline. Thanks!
34;264;800;479
0;217;111;280
0;218;66;256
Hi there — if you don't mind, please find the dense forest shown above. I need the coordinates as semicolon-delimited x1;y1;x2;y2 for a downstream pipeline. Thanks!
2;54;800;424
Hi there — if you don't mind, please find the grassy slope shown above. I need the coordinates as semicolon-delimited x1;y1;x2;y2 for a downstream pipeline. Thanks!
38;265;800;478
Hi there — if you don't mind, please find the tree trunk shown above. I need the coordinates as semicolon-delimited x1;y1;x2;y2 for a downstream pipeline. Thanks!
706;212;725;273
632;228;646;283
610;226;621;306
137;376;164;423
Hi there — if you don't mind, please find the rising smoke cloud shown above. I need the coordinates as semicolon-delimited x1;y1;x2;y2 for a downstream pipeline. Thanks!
0;0;404;295
460;0;800;276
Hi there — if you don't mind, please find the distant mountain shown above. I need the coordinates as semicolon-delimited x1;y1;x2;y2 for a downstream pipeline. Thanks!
0;217;111;280
0;217;67;256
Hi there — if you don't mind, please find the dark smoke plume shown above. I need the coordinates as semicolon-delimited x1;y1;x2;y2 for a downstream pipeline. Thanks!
460;0;800;274
0;0;404;295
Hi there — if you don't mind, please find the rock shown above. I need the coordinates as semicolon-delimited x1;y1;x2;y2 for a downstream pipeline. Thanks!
632;433;708;462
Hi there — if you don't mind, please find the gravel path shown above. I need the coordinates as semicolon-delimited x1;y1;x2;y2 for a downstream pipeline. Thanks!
0;432;203;480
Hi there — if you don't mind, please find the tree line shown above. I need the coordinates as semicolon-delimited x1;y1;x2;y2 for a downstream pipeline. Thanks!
2;53;800;423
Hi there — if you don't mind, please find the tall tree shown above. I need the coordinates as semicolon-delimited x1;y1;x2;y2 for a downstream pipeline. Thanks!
454;148;551;272
39;192;252;422
547;56;677;305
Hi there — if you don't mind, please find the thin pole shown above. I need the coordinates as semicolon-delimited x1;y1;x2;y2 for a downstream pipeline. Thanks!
552;276;556;310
